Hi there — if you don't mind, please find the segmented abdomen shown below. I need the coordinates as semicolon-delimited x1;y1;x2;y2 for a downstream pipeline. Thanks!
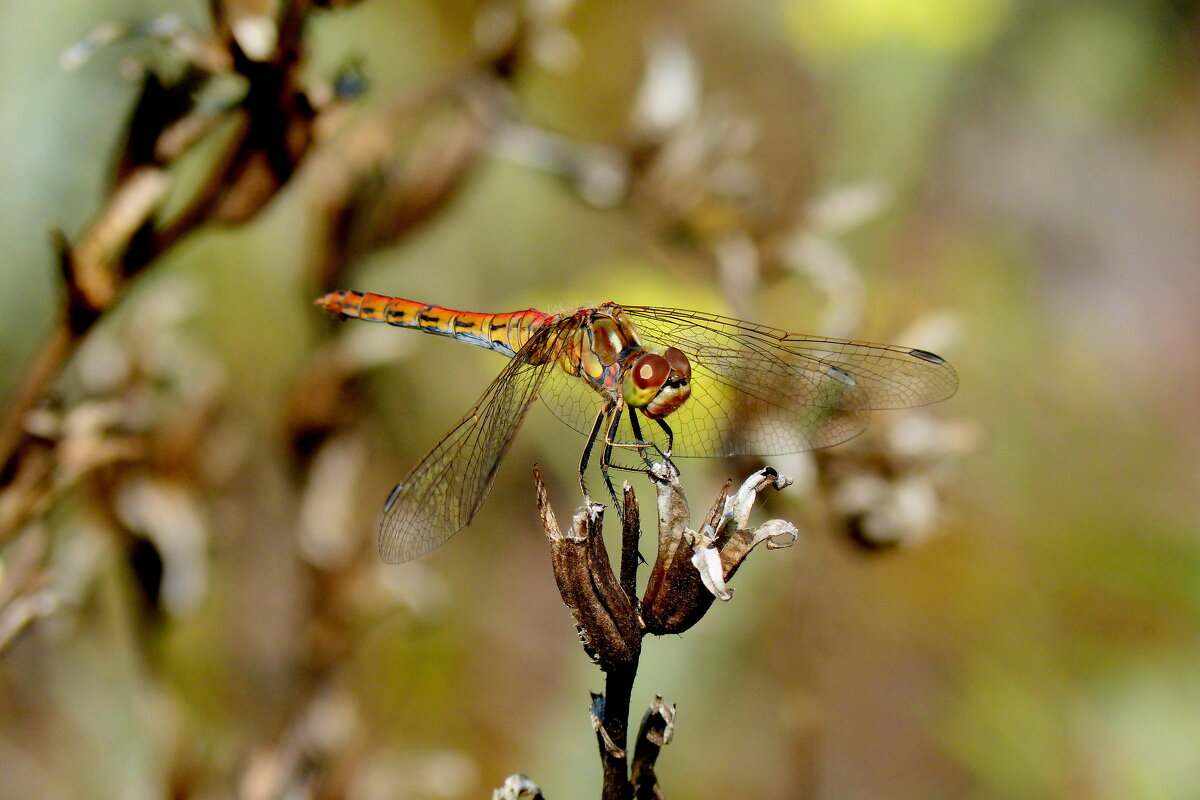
315;289;551;357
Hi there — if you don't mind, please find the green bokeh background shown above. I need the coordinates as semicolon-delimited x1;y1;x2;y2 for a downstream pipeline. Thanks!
2;1;1199;797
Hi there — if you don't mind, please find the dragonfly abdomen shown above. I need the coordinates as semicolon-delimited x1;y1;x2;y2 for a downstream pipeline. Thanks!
316;289;550;357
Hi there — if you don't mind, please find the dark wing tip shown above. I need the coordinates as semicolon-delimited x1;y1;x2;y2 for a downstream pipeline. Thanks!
382;483;403;513
909;348;959;405
907;348;947;365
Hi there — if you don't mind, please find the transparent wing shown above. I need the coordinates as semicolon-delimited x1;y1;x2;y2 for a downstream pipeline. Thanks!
541;306;958;458
379;321;580;563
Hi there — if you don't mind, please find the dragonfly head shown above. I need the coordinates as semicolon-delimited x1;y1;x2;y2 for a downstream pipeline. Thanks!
623;347;692;419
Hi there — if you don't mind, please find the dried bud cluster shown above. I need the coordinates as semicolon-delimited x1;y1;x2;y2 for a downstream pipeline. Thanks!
492;773;545;800
538;480;641;671
642;465;798;634
817;411;979;550
534;461;798;799
536;462;798;667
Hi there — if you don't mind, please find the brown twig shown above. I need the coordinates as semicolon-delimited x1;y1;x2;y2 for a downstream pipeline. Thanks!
619;481;640;602
630;696;674;800
0;0;340;541
0;525;56;654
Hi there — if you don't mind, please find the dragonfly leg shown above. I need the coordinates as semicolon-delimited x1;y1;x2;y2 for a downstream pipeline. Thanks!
582;402;651;512
599;407;674;509
578;404;611;498
601;407;665;467
627;411;662;468
652;417;679;477
600;406;625;510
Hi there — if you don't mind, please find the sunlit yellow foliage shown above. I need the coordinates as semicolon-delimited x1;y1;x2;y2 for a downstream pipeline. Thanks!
783;0;1011;58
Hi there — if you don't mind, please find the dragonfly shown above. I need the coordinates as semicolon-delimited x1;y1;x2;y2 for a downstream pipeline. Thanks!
316;290;958;563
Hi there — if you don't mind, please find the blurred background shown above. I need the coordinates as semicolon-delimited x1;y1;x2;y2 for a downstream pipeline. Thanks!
2;0;1199;797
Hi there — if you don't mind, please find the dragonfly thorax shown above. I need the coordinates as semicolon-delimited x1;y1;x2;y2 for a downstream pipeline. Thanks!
566;308;693;420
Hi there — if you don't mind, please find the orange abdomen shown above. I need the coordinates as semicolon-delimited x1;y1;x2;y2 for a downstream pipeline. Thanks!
315;289;551;357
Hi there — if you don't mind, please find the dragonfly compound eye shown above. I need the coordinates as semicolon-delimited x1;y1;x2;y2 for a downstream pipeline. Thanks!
664;347;691;381
623;352;670;408
643;347;692;419
632;353;670;390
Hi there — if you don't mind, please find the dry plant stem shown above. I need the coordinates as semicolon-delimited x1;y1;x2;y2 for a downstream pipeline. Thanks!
605;485;641;800
0;526;56;654
619;481;640;603
599;667;636;800
536;467;641;800
631;696;674;800
597;483;645;800
0;326;74;477
0;0;330;536
597;482;643;800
